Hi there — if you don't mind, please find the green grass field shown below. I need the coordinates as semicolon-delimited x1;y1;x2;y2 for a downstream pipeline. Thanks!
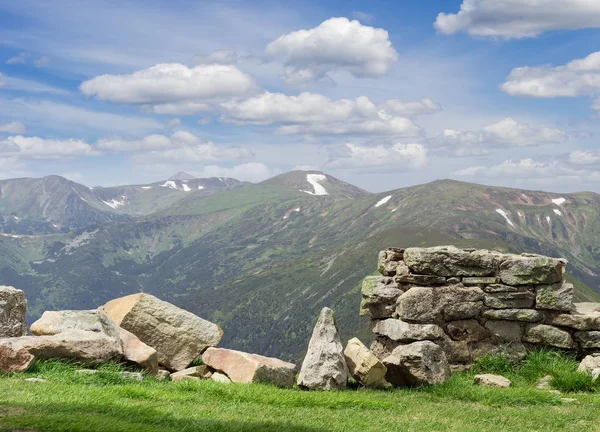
1;351;600;432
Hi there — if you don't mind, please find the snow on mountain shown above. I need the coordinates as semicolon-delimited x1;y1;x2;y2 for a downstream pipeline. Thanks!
301;174;329;196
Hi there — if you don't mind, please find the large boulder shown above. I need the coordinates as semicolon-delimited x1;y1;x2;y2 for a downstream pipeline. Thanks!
499;255;565;286
202;348;296;387
100;293;223;371
297;307;348;390
343;338;387;388
372;319;444;342
0;285;27;337
382;341;451;387
403;246;503;277
0;341;35;373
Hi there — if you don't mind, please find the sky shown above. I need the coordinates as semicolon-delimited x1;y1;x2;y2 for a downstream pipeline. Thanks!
0;0;599;193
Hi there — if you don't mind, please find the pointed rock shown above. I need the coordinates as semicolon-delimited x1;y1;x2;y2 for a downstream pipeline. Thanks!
297;307;348;390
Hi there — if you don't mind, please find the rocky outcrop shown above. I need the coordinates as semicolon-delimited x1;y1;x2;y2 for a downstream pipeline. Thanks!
382;341;451;387
100;293;223;371
297;307;348;390
202;347;296;387
343;338;387;388
0;285;27;337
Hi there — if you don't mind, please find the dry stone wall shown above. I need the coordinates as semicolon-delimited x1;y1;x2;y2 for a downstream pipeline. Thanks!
361;245;600;369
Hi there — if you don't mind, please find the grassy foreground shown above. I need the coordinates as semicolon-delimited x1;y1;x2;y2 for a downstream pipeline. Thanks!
1;352;600;432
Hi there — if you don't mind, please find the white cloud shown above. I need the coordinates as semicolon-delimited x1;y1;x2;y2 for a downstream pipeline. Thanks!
0;157;30;179
193;49;238;65
435;0;600;39
0;121;27;134
381;98;441;117
150;102;211;115
194;162;278;183
502;51;600;98
166;118;181;129
0;74;69;95
6;52;29;64
80;63;257;105
264;17;398;84
34;56;50;68
221;91;422;137
434;118;568;156
329;143;428;168
0;135;101;159
569;149;600;166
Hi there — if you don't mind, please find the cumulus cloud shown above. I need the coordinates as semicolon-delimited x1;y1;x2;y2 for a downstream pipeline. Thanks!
221;91;423;137
80;63;257;105
434;118;568;156
381;98;441;117
329;143;428;169
0;121;27;134
6;52;29;65
0;135;101;159
264;17;398;84
502;51;600;98
435;0;600;39
150;102;211;115
568;149;600;166
193;49;238;65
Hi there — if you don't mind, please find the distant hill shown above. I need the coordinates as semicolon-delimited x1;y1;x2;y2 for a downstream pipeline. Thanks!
0;170;598;361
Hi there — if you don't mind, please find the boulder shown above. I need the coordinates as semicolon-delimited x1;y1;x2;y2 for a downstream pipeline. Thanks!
211;372;231;384
446;320;490;342
100;293;223;371
382;341;451;387
535;283;573;312
202;347;296;387
170;365;213;382
372;319;444;342
343;338;387;388
360;276;403;319
499;256;565;286
484;291;535;309
578;354;600;376
396;286;483;323
403;246;503;277
574;331;600;349
0;285;27;337
297;307;348;390
0;341;35;373
523;324;574;349
481;308;543;322
115;325;158;374
473;374;511;388
370;336;401;360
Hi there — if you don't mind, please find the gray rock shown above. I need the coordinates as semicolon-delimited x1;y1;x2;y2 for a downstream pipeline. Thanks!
574;331;600;349
437;337;471;363
499;256;566;286
473;374;511;388
484;320;523;342
535;283;573;312
403;246;503;277
462;277;499;286
370;336;401;361
360;276;402;319
170;365;213;382
119;371;144;382
101;293;223;371
372;319;444;342
396;274;447;285
481;308;543;322
156;369;170;381
483;284;522;293
484;291;535;309
396;286;483;323
343;338;387;388
446;320;490;342
211;372;231;384
523;324;574;349
577;354;600;376
544;311;600;331
382;341;451;387
378;249;404;276
297;307;348;390
536;375;553;390
0;285;27;337
0;341;35;373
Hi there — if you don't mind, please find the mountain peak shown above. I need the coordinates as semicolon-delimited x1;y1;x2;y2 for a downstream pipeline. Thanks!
168;172;196;181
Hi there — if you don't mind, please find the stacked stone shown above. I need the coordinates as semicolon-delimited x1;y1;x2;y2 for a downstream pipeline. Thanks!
361;246;600;369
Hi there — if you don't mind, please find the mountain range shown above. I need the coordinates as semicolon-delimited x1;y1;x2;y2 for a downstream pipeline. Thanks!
0;170;598;361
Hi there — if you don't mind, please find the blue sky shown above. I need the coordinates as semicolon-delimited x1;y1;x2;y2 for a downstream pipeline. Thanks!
0;0;599;192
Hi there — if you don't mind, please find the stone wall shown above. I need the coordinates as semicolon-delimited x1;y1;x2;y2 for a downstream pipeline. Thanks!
361;246;600;369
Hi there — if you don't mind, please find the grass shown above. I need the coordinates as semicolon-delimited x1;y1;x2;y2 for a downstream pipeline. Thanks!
1;352;600;432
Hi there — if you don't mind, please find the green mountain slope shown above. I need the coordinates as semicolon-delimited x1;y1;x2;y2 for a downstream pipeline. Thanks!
0;171;598;362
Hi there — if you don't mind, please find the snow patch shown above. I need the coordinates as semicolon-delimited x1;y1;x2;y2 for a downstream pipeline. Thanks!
283;208;301;219
160;180;178;190
553;209;562;216
301;174;329;196
496;209;514;227
71;187;88;202
198;185;205;190
546;215;551;224
391;208;398;213
102;196;126;209
517;211;524;218
140;186;152;190
182;183;191;192
552;197;566;206
375;195;392;208
13;216;19;220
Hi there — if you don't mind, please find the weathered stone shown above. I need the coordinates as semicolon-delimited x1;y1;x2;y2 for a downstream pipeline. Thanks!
382;341;451;387
535;283;573;312
545;311;600;331
378;249;404;276
446;320;490;342
211;372;231;384
403;246;503;277
469;340;526;362
170;365;213;382
100;293;223;371
536;375;553;390
372;319;444;342
483;284;522;293
482;308;543;322
0;341;35;373
114;324;158;374
484;320;523;342
203;348;296;387
462;277;498;286
446;277;462;284
156;369;170;381
396;274;447;285
577;354;600;376
370;336;401;360
297;307;348;390
396;286;483;323
360;276;402;319
473;374;512;388
523;324;574;349
0;286;27;337
574;331;600;349
437;337;471;363
484;291;535;309
499;256;565;286
343;338;387;388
